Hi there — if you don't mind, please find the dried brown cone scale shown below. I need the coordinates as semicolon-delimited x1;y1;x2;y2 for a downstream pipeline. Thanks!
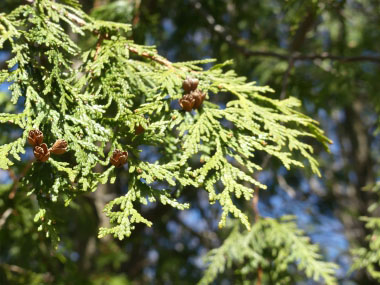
33;143;50;162
50;139;68;155
135;125;145;135
191;90;206;109
182;77;199;93
179;93;195;112
110;149;128;168
28;129;44;147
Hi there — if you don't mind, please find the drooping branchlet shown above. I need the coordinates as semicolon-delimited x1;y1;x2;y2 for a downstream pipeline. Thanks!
28;129;44;147
33;143;50;162
110;149;128;168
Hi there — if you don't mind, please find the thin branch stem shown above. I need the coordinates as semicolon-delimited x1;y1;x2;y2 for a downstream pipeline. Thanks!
257;267;263;285
93;33;108;61
127;46;173;68
0;208;12;229
294;53;380;63
50;4;86;27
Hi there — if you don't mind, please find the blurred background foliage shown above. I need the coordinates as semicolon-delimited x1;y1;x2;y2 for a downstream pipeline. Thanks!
1;0;380;284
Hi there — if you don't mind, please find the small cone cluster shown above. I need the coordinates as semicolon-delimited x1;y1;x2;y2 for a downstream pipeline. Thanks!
179;77;206;112
33;143;50;162
110;149;128;168
28;129;67;162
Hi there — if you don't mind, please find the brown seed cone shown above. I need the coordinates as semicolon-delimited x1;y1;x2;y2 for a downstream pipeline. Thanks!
34;143;50;162
110;149;128;168
182;77;199;93
191;90;206;109
28;129;44;147
135;125;145;135
50;139;68;155
179;94;195;112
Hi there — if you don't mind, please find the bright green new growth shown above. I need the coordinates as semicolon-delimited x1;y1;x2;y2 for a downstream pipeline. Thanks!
0;2;333;280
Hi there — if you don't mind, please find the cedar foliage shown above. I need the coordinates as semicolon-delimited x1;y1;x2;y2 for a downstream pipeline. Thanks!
201;217;338;284
0;0;337;283
351;184;380;282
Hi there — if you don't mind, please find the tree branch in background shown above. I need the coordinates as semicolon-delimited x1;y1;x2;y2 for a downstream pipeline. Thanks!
280;6;317;99
280;57;295;100
0;208;12;229
173;215;216;249
8;160;33;200
190;0;380;64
